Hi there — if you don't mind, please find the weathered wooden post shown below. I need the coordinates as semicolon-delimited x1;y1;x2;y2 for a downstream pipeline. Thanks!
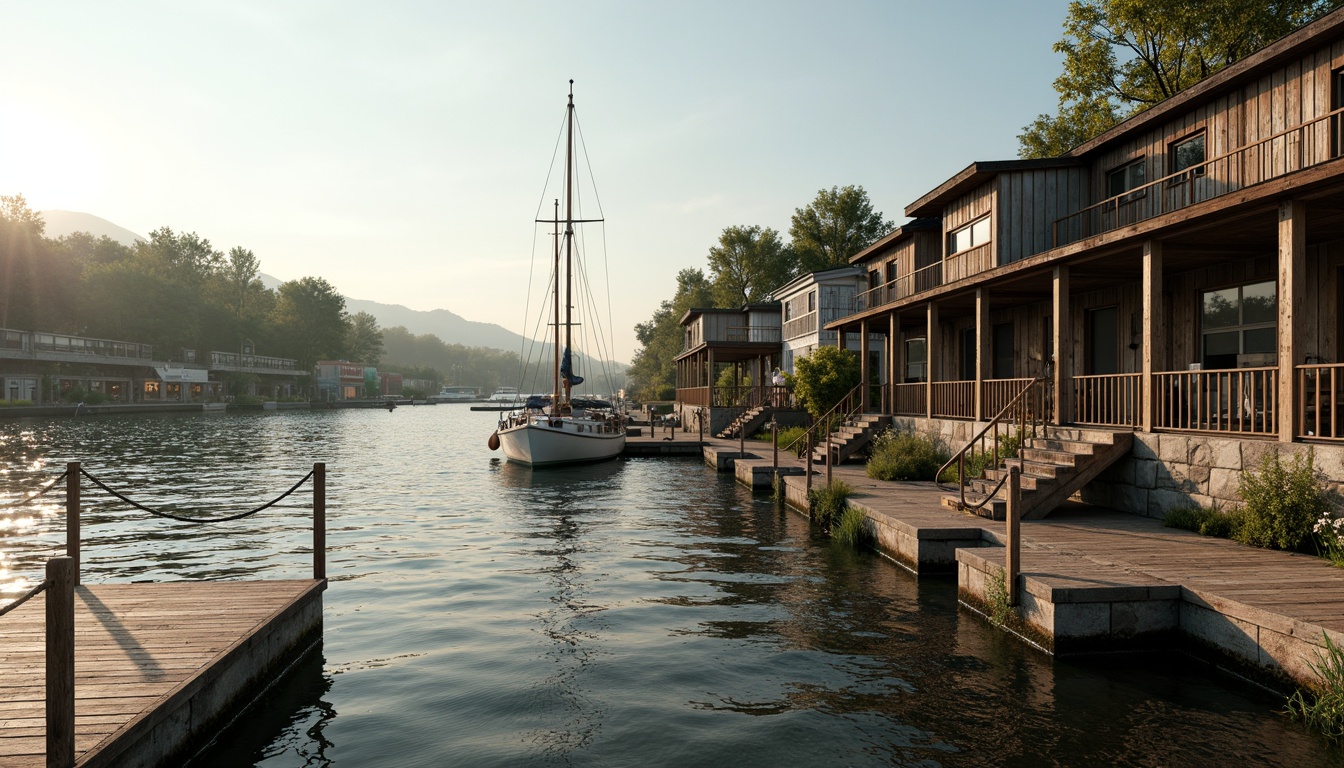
771;417;778;471
1007;466;1021;607
739;416;745;455
825;429;833;486
806;430;813;493
65;462;80;585
47;555;76;768
698;408;704;443
313;463;326;581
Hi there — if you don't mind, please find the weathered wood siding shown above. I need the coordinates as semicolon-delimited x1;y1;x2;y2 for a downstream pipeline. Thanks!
997;167;1089;264
943;182;995;283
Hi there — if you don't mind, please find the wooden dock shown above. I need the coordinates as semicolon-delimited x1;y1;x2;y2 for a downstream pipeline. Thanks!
0;579;323;767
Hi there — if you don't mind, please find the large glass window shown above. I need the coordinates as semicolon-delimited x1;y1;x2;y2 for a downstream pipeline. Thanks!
905;338;927;383
1201;280;1276;369
948;215;991;255
1106;158;1146;198
1170;132;1206;178
993;323;1015;379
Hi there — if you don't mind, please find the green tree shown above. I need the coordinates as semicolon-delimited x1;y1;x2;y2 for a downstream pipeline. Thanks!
793;345;861;419
627;268;716;399
706;225;794;307
789;186;893;273
1019;0;1342;158
347;311;384;365
272;277;349;369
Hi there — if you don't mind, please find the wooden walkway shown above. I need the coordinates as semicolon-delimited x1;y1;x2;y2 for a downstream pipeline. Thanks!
0;580;322;767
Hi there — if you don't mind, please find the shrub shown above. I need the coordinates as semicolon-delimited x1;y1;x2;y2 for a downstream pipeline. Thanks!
936;431;1021;483
1163;506;1245;539
1315;513;1344;568
793;346;861;419
61;386;85;404
1236;449;1330;551
0;399;34;407
807;479;853;529
867;429;948;481
831;507;872;548
1286;631;1344;743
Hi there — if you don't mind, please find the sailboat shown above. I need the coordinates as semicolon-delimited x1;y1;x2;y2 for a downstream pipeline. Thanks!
488;81;626;466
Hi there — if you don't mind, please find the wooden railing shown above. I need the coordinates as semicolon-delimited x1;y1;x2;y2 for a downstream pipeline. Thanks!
676;386;709;406
782;311;818;340
781;383;866;486
1298;363;1344;440
1073;373;1143;427
943;242;994;283
1152;367;1278;436
853;262;944;313
937;377;1045;512
678;385;791;409
893;382;926;415
982;378;1034;417
726;325;782;343
1054;106;1344;247
931;381;974;419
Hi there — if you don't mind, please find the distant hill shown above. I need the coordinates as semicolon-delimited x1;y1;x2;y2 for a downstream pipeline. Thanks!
40;210;145;246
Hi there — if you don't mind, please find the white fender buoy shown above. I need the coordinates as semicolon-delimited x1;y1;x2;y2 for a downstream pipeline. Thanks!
487;431;500;451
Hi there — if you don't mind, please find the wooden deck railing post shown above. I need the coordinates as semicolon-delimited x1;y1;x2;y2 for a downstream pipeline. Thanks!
771;417;778;471
825;429;833;486
65;462;80;586
1007;466;1021;607
806;431;813;492
47;555;76;768
313;463;326;581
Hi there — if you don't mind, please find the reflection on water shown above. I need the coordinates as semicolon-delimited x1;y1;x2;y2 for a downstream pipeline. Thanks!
1;407;1341;767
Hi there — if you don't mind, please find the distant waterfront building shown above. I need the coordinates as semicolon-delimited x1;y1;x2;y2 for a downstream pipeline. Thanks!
772;265;886;379
314;361;403;400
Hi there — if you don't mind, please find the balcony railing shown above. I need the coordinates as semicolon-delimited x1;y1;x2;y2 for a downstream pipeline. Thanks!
725;325;782;343
982;377;1035;417
893;382;927;415
1299;363;1344;439
1;328;153;361
931;380;974;419
209;351;300;372
1054;106;1344;248
782;311;818;340
854;262;944;313
1152;367;1278;436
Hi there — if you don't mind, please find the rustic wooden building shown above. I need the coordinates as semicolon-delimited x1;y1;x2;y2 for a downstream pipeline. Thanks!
827;9;1344;516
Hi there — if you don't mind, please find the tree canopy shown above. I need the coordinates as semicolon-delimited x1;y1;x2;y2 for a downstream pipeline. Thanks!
627;268;715;399
1020;0;1343;158
707;225;793;307
789;185;893;273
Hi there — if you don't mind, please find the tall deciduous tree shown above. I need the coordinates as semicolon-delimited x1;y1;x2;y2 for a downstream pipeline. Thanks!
789;186;893;273
272;277;349;369
706;225;794;307
1019;0;1342;158
347;311;384;365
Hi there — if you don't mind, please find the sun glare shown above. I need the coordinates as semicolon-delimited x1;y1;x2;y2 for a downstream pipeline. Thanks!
0;103;104;210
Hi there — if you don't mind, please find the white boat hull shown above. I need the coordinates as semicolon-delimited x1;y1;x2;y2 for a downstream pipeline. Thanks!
497;417;625;466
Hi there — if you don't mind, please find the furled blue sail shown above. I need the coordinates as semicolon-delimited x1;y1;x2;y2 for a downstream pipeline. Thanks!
561;347;584;385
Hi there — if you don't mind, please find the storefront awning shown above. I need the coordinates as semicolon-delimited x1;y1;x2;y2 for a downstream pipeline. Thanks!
154;366;210;383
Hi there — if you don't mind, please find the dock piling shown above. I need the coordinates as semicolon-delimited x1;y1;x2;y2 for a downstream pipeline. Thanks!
46;556;76;768
65;463;79;585
1007;466;1021;607
314;462;326;581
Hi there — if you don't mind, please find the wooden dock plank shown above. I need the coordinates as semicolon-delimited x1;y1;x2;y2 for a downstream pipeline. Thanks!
0;579;319;766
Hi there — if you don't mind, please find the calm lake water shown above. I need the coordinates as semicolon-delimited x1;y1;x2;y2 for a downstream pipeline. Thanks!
1;406;1340;767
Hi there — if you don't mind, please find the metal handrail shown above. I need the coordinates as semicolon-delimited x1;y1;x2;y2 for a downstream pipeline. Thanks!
936;376;1045;513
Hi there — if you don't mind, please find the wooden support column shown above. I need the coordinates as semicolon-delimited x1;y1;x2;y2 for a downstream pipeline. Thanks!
837;324;847;350
889;312;899;414
1142;242;1164;433
860;318;870;411
1280;200;1306;442
974;288;989;421
46;556;76;768
1053;266;1072;425
926;301;940;419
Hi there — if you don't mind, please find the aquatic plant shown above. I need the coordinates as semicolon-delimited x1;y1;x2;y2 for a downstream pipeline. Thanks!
1237;449;1329;552
807;479;853;529
1286;631;1344;743
866;429;948;481
986;567;1011;627
831;507;872;548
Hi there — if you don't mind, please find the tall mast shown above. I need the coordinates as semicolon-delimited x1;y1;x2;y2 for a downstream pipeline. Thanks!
552;198;560;407
563;79;575;407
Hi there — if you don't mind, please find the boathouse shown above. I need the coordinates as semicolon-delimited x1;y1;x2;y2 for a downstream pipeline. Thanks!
673;304;785;434
821;9;1344;517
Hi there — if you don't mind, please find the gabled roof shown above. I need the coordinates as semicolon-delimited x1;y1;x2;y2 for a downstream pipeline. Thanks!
679;302;779;326
905;159;1081;218
770;265;864;298
1066;8;1344;158
847;218;941;264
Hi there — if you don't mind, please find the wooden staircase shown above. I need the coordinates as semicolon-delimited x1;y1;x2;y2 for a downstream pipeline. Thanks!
811;413;892;465
717;405;772;439
941;426;1133;520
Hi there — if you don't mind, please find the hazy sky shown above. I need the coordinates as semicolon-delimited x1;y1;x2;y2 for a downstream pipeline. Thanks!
1;1;1067;361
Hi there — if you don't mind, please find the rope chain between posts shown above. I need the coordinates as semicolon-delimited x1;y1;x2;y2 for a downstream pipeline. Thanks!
0;579;49;619
0;470;70;509
78;467;316;525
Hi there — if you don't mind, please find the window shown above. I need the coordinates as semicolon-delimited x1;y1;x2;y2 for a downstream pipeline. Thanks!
905;338;927;383
948;215;991;255
1201;280;1276;369
885;260;897;284
784;301;791;321
1333;67;1344;157
807;290;815;313
1170;132;1206;179
1106;158;1146;199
